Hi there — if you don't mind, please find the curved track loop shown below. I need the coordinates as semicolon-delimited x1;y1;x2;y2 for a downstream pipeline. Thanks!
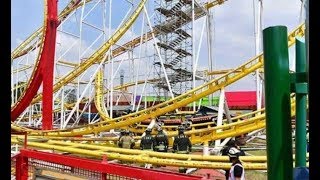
94;70;111;120
11;0;49;121
11;0;85;60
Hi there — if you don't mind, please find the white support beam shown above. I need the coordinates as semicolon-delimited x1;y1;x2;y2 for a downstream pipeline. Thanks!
140;119;156;138
206;7;214;106
215;88;225;147
132;12;145;111
203;141;209;155
223;98;232;123
209;137;232;155
192;0;196;111
253;0;263;113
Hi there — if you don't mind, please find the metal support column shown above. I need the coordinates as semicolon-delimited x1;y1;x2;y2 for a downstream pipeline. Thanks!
215;88;225;147
203;141;209;155
263;26;293;180
16;155;28;180
295;37;307;167
42;0;58;130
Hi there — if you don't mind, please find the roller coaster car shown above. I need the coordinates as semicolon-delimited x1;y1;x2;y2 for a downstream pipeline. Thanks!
164;118;182;125
190;114;216;124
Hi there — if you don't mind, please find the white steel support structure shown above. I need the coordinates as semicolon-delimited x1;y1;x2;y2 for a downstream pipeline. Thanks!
215;87;225;147
60;87;65;129
63;51;110;128
203;141;209;155
192;0;196;111
108;0;114;119
132;12;145;111
206;7;214;107
54;0;109;127
253;0;263;113
223;98;232;123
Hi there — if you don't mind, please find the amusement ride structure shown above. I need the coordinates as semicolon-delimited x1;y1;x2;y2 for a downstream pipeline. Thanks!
11;0;309;179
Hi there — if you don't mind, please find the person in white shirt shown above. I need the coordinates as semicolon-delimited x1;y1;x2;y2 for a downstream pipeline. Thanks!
227;147;245;180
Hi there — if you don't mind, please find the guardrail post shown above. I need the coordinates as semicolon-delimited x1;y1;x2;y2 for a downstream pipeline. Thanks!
16;154;28;180
294;37;308;167
263;25;293;180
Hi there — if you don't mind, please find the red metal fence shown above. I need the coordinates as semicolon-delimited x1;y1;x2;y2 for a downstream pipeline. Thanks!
12;149;203;180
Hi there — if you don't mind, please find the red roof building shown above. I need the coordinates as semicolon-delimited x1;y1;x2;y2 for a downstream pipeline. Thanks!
225;91;262;110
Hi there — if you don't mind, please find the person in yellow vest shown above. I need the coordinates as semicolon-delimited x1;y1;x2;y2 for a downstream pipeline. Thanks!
118;130;135;149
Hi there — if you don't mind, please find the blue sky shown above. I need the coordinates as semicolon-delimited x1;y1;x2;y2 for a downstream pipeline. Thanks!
11;0;305;91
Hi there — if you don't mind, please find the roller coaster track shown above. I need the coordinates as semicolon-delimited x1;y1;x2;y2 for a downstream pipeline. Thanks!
94;70;110;120
11;98;305;170
10;137;268;170
12;23;304;136
11;24;304;137
11;0;85;60
11;0;53;121
11;23;305;135
11;114;308;171
16;96;296;147
11;0;147;121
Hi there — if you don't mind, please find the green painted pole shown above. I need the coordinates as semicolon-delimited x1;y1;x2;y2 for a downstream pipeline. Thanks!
263;26;293;180
295;37;307;167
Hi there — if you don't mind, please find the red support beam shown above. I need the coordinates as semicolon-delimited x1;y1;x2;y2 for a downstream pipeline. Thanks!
42;0;58;130
15;155;28;180
19;149;202;180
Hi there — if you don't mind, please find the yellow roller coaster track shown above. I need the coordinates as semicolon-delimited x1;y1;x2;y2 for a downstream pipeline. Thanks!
25;23;303;136
10;136;308;170
14;97;296;148
11;23;304;136
17;94;296;147
94;70;111;120
10;98;305;170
